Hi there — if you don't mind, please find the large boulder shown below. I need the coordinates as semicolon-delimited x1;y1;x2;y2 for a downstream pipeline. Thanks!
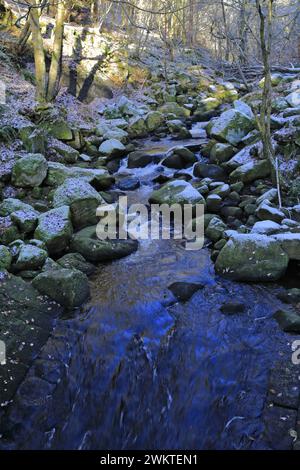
34;206;73;256
149;180;206;207
70;225;138;262
207;109;255;145
45;162;114;189
272;233;300;260
32;268;90;309
53;178;104;229
229;159;271;183
11;154;48;188
215;233;289;281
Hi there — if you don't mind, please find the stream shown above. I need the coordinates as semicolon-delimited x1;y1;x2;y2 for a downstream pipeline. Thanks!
0;135;299;450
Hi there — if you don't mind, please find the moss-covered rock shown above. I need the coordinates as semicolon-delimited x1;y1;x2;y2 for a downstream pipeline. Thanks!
210;143;237;164
34;206;73;256
229;159;271;183
57;252;95;275
14;244;47;271
0;245;12;270
98;138;126;158
11;208;39;234
44;119;73;141
19;125;46;154
207;109;255;145
205;217;227;242
70;225;138;262
45;162;114;189
215;233;289;281
53;178;104;229
32;268;90;309
149;180;206;207
0;198;35;217
158;102;191;119
145;111;164;132
12;154;48;188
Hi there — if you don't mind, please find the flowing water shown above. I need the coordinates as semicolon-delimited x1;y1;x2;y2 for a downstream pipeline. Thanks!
0;139;299;450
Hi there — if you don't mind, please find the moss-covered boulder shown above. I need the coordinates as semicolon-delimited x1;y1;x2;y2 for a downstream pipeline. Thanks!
32;268;90;309
53;178;104;229
215;233;289;281
272;233;300;260
45;119;73;141
45;162;114;189
0;217;20;245
207;109;255;145
149;180;206;207
11;208;39;234
158;102;191;119
0;245;12;270
127;151;154;168
229;159;271;183
57;252;95;275
70;225;138;262
0;198;34;217
14;244;47;271
34;206;73;256
98;138;126;159
127;116;148;137
210;143;237;164
145;111;164;132
12;154;48;188
205;217;227;242
19;125;46;154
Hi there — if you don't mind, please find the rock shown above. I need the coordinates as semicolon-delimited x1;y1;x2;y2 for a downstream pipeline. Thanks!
50;140;79;163
277;288;300;304
158;102;190;119
206;194;222;212
162;153;183;169
229;159;271;183
10;208;38;234
256;201;285;223
149;180;205;206
127;151;154;168
12;154;48;188
57;253;95;276
205;217;227;242
117;177;140;191
168;281;204;302
0;198;35;217
251;220;281;235
70;225;138;262
210;143;236;164
193;163;227;180
272;233;300;260
215;233;289;281
145;111;164;132
220;301;245;314
34;206;73;256
98;139;126;159
53;178;104;229
14;244;47;271
285;91;300;108
274;309;300;332
33;268;90;309
163;147;197;169
257;188;278;205
45;119;73;141
19;125;46;154
233;100;254;118
207;109;255;145
45;162;113;190
0;245;12;270
194;97;220;119
0;217;20;245
96;121;128;142
127;116;148;137
210;183;230;198
167;120;191;138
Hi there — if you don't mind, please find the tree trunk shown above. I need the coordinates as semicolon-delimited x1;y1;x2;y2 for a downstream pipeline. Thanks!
29;1;47;103
47;1;66;101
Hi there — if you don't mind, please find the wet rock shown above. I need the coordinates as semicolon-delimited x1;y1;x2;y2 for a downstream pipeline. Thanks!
14;244;47;271
53;178;104;229
194;163;227;180
33;268;90;309
220;301;246;314
149;180;206;207
70;225;138;262
34;206;73;256
11;154;48;188
99;138;126;159
215;234;289;281
117;177;140;191
229;159;270;184
162;147;197;169
127;151;154;168
168;281;204;302
207;109;255;145
57;252;95;276
277;288;300;304
274;309;300;332
0;245;12;269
